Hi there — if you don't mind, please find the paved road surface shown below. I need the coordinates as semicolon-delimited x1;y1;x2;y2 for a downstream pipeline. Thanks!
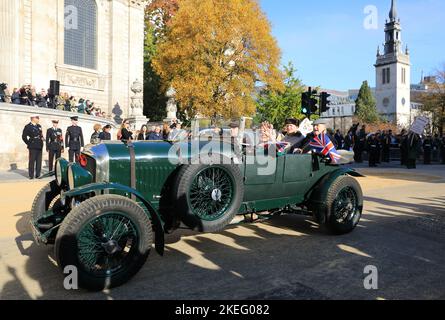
0;165;444;300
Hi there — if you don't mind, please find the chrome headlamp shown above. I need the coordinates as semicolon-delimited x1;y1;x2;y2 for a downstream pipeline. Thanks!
55;158;69;187
67;163;93;190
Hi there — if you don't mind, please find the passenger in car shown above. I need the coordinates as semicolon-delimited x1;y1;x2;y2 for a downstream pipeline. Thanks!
279;118;306;153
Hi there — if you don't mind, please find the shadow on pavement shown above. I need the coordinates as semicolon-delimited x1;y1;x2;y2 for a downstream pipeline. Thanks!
2;196;445;300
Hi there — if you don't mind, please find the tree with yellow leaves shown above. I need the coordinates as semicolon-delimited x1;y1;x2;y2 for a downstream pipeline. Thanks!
152;0;284;119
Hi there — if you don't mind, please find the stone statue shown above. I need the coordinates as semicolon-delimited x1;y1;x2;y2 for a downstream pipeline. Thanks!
127;79;149;130
130;79;143;116
166;86;177;120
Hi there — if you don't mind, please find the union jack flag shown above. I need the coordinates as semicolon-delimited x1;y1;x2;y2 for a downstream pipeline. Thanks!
309;133;341;164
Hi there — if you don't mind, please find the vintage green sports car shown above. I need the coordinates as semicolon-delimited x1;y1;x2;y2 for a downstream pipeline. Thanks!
31;119;364;291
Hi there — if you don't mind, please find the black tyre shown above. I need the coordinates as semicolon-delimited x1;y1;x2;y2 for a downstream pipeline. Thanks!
54;195;153;291
172;163;244;233
31;180;62;224
312;176;363;235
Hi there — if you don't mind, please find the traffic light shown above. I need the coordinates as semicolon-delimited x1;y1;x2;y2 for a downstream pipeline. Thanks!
320;92;331;114
301;92;311;117
301;88;321;119
310;97;318;114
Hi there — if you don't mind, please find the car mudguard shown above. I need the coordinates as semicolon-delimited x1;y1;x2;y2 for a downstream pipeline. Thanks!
305;168;364;224
38;171;55;179
63;182;165;256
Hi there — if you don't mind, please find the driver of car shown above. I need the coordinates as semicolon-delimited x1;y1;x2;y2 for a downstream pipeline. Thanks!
298;118;333;154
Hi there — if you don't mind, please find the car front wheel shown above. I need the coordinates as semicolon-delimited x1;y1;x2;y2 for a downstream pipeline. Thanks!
54;195;153;291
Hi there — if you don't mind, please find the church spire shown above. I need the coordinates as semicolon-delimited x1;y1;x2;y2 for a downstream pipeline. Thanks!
389;0;398;21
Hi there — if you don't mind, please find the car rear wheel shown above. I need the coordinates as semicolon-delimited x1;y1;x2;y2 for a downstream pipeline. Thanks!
54;195;153;291
312;176;363;235
173;164;244;233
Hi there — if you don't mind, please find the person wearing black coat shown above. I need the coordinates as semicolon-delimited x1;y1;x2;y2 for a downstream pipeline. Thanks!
65;116;84;162
367;134;380;167
399;130;408;166
99;125;112;141
120;120;134;142
137;125;150;141
423;136;433;165
406;132;420;169
36;93;48;108
46;120;64;171
11;89;21;104
22;115;44;179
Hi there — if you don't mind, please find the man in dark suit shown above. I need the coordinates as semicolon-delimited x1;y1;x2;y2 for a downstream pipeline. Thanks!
22;115;44;179
65;116;84;162
46;120;64;171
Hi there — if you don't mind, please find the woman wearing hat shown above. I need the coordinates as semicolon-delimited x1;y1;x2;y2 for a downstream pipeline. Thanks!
99;125;112;141
281;118;305;153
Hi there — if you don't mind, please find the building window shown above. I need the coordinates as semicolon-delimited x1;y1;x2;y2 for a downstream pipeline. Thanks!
402;67;406;84
64;0;97;69
382;68;391;84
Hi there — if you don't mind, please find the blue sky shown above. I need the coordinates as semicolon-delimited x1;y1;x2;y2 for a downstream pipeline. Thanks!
260;0;445;91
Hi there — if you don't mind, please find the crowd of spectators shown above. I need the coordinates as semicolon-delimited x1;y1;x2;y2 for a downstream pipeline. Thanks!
330;124;445;167
0;83;111;119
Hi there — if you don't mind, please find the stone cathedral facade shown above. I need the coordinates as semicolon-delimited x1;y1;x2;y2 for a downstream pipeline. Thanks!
0;0;147;119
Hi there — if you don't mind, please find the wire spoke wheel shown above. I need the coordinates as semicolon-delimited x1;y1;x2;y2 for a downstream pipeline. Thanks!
77;213;139;277
188;167;234;221
333;187;358;223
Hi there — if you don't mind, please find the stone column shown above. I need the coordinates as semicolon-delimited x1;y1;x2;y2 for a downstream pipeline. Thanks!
109;0;130;122
0;0;20;88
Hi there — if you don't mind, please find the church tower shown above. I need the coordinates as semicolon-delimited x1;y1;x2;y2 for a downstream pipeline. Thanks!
375;0;411;128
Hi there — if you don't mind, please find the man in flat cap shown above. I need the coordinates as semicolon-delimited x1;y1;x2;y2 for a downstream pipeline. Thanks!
22;115;44;179
298;118;338;154
46;120;64;171
65;116;84;162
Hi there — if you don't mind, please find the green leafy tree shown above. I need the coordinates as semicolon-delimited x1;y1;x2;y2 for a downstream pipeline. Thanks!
419;66;445;135
255;63;306;129
355;80;380;124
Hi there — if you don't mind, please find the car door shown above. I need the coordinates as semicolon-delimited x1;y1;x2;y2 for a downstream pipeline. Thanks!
283;153;313;182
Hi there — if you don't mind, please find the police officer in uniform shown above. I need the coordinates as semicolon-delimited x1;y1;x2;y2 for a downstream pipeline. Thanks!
367;134;380;167
46;120;64;171
65;116;84;162
399;130;408;166
406;132;420;169
22;115;44;179
381;131;392;163
423;135;433;165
